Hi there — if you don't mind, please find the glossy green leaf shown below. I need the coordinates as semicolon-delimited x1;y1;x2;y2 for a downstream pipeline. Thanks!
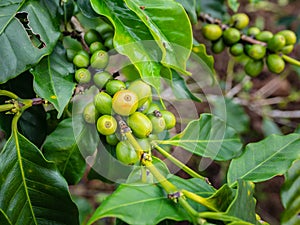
87;177;215;225
124;0;192;75
281;160;300;225
157;113;243;161
77;0;98;18
212;97;250;133
0;0;24;34
31;44;76;118
176;0;197;24
227;0;240;12
192;41;216;76
0;130;79;225
225;180;256;223
227;134;300;185
0;1;60;83
90;0;162;92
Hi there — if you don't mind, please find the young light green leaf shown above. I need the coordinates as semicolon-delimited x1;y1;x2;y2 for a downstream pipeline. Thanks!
0;131;79;225
124;0;192;75
157;113;243;161
0;1;60;83
90;0;162;92
87;177;215;225
281;160;300;225
227;134;300;185
31;44;76;118
227;0;240;12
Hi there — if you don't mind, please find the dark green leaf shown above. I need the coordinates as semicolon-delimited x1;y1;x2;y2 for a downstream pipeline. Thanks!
176;0;197;24
87;177;215;225
90;0;162;92
0;130;79;225
0;0;24;34
0;1;60;83
0;209;12;225
77;0;98;18
124;0;192;75
206;184;235;212
170;70;201;102
281;160;300;225
31;44;76;118
212;97;250;133
227;0;240;12
200;0;227;19
158;113;243;161
227;134;300;185
72;196;93;225
225;180;256;223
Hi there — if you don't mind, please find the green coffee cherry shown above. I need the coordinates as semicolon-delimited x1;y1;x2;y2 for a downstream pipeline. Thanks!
211;38;226;54
73;50;90;68
146;103;160;115
90;50;109;69
255;31;273;42
223;27;241;45
127;112;152;138
160;110;176;130
104;36;114;50
75;68;91;84
116;141;139;165
138;98;151;114
66;49;77;62
231;13;249;30
105;79;126;96
128;80;152;107
96;115;117;136
247;27;260;37
93;71;113;89
148;114;166;134
268;34;286;52
96;23;114;37
83;102;99;124
230;43;244;56
112;90;138;116
84;29;101;46
267;54;285;74
106;133;119;146
281;45;294;54
94;91;112;115
90;41;105;54
202;24;223;41
247;44;266;60
245;59;264;77
277;30;297;45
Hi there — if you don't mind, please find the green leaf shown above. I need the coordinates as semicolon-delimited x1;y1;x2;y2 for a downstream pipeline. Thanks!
225;180;256;223
281;160;300;225
0;209;12;225
227;0;240;12
212;97;250;133
87;177;215;225
199;0;227;19
262;117;282;136
0;1;60;83
192;41;216;76
0;130;79;225
124;0;192;75
0;0;24;34
157;113;243;161
227;134;300;185
90;0;162;92
176;0;197;24
169;70;201;102
77;0;98;18
72;196;93;225
31;44;76;118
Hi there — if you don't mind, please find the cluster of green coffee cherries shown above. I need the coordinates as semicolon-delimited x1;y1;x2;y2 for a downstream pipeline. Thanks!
202;13;297;77
68;26;176;165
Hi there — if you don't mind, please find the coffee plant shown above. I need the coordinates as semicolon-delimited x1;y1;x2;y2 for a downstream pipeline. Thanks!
0;1;300;225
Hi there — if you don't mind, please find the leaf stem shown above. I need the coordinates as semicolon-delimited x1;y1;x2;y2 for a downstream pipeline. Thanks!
153;143;207;181
0;90;19;99
282;54;300;67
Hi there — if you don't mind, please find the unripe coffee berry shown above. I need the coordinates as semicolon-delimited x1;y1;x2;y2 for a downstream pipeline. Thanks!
94;91;113;115
90;50;109;69
202;24;223;41
112;90;138;116
96;115;117;135
75;68;91;84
